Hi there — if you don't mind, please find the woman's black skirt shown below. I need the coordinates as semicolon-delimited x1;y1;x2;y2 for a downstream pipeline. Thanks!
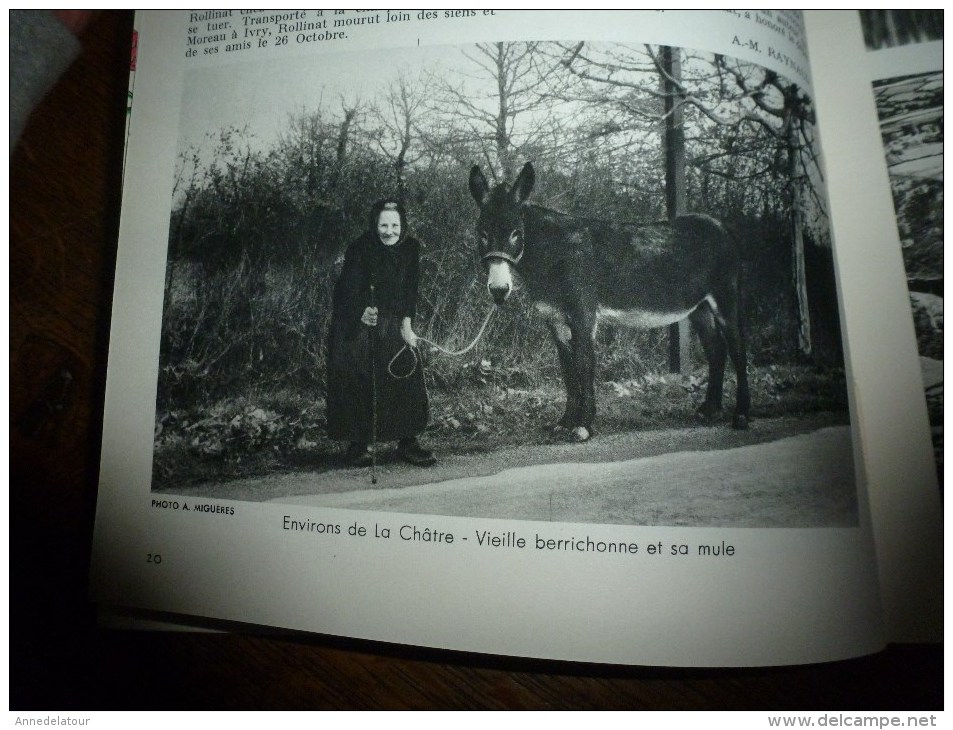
326;315;428;443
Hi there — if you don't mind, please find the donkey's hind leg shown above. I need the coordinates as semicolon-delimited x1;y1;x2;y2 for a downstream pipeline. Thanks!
689;301;727;421
721;318;750;430
710;287;750;430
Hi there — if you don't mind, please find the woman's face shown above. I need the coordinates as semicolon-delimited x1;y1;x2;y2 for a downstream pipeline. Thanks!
377;210;402;246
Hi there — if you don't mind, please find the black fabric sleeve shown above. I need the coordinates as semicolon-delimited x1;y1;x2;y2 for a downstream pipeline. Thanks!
399;239;420;320
332;237;372;340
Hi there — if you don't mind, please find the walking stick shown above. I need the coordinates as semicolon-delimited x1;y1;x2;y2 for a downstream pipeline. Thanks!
368;284;378;485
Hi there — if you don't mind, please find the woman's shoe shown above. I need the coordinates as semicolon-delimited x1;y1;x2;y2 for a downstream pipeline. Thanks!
344;442;373;467
397;438;436;467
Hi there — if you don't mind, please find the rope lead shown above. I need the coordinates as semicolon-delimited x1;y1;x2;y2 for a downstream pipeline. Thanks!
387;305;497;379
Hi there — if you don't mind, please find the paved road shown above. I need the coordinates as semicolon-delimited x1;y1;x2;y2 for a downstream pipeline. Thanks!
270;424;856;527
163;415;856;527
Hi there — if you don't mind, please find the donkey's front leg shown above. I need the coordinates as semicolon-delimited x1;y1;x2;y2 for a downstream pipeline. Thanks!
550;325;595;442
549;327;582;433
543;304;595;442
571;327;597;442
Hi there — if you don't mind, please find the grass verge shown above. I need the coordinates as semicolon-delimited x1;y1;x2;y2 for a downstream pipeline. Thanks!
152;363;850;490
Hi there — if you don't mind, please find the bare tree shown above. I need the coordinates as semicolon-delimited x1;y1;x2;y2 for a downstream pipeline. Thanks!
432;42;560;182
370;71;431;198
707;54;818;355
558;42;823;356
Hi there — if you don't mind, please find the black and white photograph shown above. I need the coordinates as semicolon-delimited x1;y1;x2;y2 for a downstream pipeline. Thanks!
859;9;943;51
871;70;943;482
150;40;856;528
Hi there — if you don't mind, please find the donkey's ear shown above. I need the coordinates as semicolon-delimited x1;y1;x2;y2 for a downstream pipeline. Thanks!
513;162;535;203
469;165;490;206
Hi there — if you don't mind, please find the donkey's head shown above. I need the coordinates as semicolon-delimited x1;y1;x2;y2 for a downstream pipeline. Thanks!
468;162;535;305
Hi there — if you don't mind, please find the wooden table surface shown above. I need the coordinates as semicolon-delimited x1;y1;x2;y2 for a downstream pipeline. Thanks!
9;11;942;710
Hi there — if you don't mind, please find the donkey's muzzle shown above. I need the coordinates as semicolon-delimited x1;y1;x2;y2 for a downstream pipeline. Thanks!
485;258;514;305
489;283;511;305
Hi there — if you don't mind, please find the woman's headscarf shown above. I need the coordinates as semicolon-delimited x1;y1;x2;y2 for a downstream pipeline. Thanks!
367;199;409;246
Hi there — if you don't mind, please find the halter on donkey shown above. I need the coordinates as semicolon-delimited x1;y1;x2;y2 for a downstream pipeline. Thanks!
468;161;750;442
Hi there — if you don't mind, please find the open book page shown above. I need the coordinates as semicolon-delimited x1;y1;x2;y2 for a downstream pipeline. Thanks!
92;10;885;666
803;10;942;643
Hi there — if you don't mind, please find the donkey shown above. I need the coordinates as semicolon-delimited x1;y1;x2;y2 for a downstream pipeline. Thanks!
468;161;749;442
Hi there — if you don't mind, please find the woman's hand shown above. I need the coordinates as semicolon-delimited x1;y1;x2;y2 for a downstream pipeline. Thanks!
400;317;418;348
361;306;378;326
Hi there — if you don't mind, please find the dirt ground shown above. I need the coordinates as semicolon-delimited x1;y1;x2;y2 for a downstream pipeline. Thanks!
159;413;858;527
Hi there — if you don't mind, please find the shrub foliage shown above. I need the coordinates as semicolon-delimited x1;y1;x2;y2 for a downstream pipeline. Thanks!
156;43;848;462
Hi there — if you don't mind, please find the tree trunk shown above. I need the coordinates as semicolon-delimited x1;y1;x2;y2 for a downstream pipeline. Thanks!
788;113;812;358
492;43;515;181
660;46;691;375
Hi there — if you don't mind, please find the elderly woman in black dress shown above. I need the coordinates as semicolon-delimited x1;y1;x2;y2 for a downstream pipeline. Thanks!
326;199;436;467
